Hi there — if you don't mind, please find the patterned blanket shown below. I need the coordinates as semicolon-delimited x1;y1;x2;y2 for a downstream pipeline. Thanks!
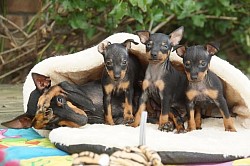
0;128;72;166
1;128;250;166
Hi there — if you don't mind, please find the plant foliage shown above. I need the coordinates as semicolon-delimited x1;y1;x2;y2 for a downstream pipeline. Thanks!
48;0;250;70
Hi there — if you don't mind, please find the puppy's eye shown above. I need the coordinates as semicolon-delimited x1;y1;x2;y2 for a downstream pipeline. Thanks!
122;60;127;65
184;61;191;68
106;60;112;66
162;43;169;49
146;42;152;48
200;61;207;67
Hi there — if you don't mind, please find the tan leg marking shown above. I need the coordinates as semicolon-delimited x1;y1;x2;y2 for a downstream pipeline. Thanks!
38;85;66;109
169;112;185;133
195;108;202;129
123;97;134;122
131;104;146;127
187;109;196;131
105;104;114;125
159;114;169;127
220;110;236;132
32;109;54;129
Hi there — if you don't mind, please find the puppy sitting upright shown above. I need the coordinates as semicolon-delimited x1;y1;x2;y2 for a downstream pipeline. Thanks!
176;43;236;132
98;39;142;125
131;27;187;133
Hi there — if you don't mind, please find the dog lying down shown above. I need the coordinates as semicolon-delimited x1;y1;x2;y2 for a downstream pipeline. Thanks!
1;73;127;130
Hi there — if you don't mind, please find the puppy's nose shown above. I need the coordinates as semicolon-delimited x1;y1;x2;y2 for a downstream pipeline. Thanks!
114;74;121;80
151;53;157;59
191;75;198;80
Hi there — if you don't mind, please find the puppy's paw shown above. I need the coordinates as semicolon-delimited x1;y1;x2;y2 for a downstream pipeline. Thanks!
129;121;140;127
105;116;115;125
124;114;135;125
225;127;237;132
37;95;51;110
158;121;174;132
175;129;186;134
196;126;202;130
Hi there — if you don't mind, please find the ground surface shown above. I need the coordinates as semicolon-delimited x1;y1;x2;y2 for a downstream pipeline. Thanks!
0;84;23;128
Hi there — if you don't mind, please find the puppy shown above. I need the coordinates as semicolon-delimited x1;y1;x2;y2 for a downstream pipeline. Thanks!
131;27;187;133
98;39;143;125
1;73;89;129
175;43;236;132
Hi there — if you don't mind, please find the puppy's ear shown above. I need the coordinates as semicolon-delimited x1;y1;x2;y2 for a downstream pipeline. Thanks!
32;73;51;92
205;42;220;55
122;39;139;49
136;30;150;44
98;40;111;55
169;26;184;46
174;45;186;58
1;113;33;129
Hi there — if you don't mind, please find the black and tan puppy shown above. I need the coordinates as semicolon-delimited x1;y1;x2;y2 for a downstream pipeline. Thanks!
175;43;236;132
1;73;91;129
131;27;187;133
98;39;142;125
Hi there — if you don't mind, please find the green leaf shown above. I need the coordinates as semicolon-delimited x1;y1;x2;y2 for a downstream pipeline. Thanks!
69;15;89;30
109;2;128;22
191;15;206;27
86;28;96;39
151;8;163;22
219;0;230;7
62;0;73;11
138;0;147;12
128;0;137;6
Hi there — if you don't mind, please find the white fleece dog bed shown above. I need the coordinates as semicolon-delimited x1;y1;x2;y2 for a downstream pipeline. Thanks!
22;32;250;164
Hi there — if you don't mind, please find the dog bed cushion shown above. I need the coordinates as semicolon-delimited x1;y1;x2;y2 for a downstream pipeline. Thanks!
22;32;250;164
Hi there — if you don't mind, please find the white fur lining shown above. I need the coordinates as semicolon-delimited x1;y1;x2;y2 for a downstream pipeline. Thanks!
49;118;250;157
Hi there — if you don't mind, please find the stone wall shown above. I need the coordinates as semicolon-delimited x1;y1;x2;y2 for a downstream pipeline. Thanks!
5;0;41;29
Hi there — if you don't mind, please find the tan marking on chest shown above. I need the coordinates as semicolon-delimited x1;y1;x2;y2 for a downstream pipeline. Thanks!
104;84;114;94
154;80;165;91
203;89;218;100
186;90;199;101
186;89;218;101
142;80;150;90
118;81;130;90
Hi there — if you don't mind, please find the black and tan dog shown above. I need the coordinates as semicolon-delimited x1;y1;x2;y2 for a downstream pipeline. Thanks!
1;72;137;129
131;27;187;133
98;39;143;125
175;43;236;132
1;73;92;129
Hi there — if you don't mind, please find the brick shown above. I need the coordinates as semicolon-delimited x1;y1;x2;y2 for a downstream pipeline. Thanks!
6;14;24;28
7;0;41;13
